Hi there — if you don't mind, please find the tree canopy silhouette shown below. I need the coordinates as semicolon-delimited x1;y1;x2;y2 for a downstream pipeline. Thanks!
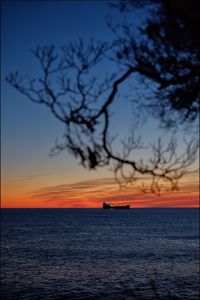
7;0;199;194
111;0;200;127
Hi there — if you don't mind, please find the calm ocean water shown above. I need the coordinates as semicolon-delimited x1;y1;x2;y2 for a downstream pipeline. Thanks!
1;208;199;300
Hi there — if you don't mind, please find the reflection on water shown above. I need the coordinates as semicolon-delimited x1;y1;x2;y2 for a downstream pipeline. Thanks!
1;208;199;299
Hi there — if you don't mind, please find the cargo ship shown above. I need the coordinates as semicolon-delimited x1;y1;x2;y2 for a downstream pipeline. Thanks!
103;202;130;209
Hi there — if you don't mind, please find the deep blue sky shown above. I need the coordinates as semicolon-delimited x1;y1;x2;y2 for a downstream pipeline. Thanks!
2;1;112;178
2;1;198;208
2;0;144;181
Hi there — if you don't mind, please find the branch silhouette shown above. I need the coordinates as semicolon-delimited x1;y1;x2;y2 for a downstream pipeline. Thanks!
110;0;200;128
7;1;199;194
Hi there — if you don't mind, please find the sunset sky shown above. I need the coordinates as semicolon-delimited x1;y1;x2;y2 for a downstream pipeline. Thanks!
1;1;199;208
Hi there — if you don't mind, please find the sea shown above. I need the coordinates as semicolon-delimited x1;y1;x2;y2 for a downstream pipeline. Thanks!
1;208;199;300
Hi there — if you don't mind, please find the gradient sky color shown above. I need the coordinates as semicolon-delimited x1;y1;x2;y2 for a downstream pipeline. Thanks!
1;1;199;208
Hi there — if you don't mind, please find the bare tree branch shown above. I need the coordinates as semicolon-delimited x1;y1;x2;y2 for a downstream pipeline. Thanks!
6;3;199;195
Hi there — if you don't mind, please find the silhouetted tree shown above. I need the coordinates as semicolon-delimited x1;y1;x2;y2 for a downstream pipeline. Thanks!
110;0;200;127
7;0;199;193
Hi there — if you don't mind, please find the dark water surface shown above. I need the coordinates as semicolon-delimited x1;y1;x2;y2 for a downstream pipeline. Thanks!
1;208;199;299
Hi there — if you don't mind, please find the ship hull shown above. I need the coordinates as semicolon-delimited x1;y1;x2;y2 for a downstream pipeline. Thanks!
103;202;130;209
112;206;130;209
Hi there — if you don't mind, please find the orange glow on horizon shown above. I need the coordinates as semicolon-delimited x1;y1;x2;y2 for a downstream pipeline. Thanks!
2;173;199;208
2;186;199;209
